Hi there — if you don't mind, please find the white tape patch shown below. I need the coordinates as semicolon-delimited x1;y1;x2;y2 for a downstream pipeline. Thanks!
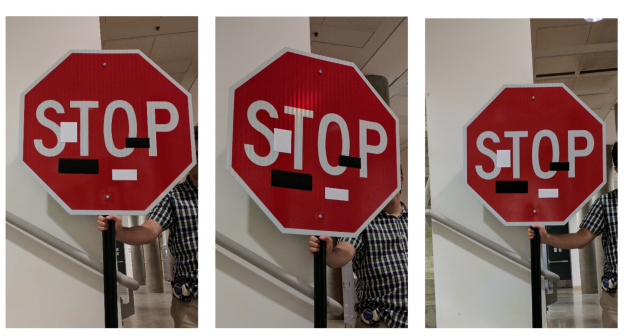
112;169;137;181
273;128;292;153
60;122;78;143
538;189;558;198
497;150;511;168
325;187;349;201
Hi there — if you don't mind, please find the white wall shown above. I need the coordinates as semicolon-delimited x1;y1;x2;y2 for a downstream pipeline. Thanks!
6;17;105;327
426;19;546;327
215;17;314;327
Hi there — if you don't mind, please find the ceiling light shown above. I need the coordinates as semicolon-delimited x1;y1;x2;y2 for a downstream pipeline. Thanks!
584;18;603;22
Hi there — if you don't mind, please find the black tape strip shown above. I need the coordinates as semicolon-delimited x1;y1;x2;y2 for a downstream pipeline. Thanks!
126;137;150;148
58;158;99;174
338;155;361;169
549;162;569;171
495;181;528;193
271;169;312;191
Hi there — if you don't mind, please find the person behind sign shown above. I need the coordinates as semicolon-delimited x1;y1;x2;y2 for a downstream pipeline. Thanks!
527;141;617;328
308;166;407;328
96;125;199;328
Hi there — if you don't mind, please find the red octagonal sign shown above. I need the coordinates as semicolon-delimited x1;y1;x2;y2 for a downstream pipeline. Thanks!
464;84;606;226
20;50;196;215
227;48;400;237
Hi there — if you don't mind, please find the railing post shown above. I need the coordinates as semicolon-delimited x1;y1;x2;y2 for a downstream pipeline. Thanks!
530;227;542;328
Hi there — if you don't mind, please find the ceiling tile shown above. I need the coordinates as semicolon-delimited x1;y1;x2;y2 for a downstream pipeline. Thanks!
321;17;386;32
150;31;198;64
399;124;408;144
535;24;591;49
102;36;155;56
534;54;582;74
361;18;407;84
310;24;373;48
534;78;576;90
396;85;408;96
105;17;159;24
587;19;617;44
578;93;606;109
390;95;408;119
155;59;192;74
100;17;197;41
168;72;186;84
580;50;617;70
309;17;325;25
574;74;617;90
311;42;361;62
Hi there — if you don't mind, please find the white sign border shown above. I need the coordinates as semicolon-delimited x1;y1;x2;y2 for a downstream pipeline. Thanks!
463;83;607;227
19;49;197;216
226;47;401;238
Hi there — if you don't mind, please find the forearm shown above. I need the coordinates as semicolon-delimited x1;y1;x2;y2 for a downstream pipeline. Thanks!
326;246;353;269
116;226;158;246
543;233;588;250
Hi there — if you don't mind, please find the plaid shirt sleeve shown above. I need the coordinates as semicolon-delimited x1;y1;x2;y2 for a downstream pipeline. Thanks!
579;196;606;236
147;195;174;231
338;233;364;252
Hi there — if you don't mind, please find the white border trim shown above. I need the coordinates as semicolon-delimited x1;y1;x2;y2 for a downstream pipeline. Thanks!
19;50;196;215
227;47;401;237
463;83;606;226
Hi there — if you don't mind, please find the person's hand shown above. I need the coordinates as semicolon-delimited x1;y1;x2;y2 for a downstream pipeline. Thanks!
97;215;122;233
309;235;333;254
527;224;548;243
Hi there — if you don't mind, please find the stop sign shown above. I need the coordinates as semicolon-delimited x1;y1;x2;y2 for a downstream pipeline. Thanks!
227;48;400;237
464;84;606;226
19;50;196;215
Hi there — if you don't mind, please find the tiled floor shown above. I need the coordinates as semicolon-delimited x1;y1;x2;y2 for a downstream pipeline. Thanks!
122;281;174;328
547;288;602;328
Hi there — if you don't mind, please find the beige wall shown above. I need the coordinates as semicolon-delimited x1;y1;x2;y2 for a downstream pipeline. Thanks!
215;17;314;327
6;17;106;327
426;19;545;327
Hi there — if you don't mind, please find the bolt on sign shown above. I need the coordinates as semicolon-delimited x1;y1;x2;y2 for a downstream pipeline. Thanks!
20;50;197;215
464;84;606;226
227;48;400;237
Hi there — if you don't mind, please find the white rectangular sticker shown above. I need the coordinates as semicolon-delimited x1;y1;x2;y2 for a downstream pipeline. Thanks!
273;128;292;153
60;122;78;143
112;169;137;181
538;189;558;198
325;187;349;201
496;150;511;168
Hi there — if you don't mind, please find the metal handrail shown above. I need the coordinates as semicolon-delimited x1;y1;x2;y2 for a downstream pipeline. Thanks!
425;210;560;282
216;231;343;316
6;211;140;291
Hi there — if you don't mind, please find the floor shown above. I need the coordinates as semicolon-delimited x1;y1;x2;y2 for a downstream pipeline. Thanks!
547;288;602;328
122;281;174;328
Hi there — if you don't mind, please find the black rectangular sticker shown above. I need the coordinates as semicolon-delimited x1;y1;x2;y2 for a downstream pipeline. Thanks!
495;181;528;193
338;155;361;169
58;158;99;174
126;137;150;148
549;162;569;171
271;169;312;191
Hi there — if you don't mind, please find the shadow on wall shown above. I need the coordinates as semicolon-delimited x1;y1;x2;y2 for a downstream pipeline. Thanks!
438;170;532;258
6;224;103;293
216;249;312;324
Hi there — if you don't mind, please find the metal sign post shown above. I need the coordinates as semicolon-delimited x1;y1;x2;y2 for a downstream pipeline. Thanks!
103;218;118;328
314;238;327;328
530;227;542;328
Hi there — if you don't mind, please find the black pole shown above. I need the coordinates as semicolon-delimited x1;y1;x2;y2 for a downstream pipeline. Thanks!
314;237;327;328
103;217;119;328
530;227;542;328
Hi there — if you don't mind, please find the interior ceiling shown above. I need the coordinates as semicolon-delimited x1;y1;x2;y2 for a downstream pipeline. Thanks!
531;19;617;132
99;17;198;91
310;17;408;148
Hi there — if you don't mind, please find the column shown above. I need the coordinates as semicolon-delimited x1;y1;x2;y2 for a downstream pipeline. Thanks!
141;215;164;293
128;216;146;285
